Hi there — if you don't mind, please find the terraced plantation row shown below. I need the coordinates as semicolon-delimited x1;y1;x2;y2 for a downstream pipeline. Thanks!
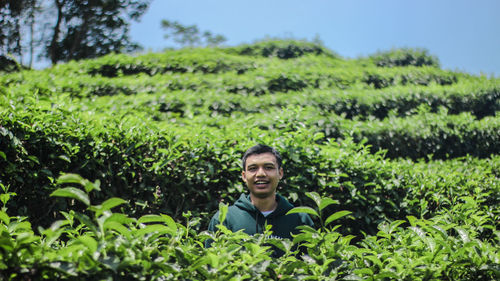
0;40;498;280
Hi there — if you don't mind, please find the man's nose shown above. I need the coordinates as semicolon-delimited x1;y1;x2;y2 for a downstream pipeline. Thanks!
256;167;266;176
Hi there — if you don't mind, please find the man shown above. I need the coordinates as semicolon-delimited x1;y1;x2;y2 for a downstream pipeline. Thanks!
207;144;314;251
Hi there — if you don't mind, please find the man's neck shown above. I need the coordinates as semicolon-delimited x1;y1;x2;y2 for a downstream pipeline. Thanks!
250;193;277;212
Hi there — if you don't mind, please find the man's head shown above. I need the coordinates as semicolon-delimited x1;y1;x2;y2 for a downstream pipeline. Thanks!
242;144;282;171
241;144;283;199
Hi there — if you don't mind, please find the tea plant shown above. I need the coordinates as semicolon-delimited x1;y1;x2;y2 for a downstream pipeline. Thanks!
1;39;499;279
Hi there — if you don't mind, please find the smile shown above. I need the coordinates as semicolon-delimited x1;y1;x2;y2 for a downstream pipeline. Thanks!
255;180;269;185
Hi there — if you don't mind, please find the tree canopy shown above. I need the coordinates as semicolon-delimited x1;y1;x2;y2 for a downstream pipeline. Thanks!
161;19;227;48
0;0;151;67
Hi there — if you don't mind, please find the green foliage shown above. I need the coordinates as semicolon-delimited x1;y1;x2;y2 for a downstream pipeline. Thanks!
370;48;440;68
1;184;498;280
224;39;337;59
0;0;151;65
0;40;499;279
0;55;21;73
161;19;227;47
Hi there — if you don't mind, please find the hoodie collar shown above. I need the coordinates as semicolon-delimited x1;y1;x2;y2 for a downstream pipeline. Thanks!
234;193;294;217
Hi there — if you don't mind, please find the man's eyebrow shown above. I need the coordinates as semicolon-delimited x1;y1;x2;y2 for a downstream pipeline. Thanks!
247;162;276;167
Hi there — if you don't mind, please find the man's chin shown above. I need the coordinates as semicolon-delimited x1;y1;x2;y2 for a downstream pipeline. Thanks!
250;190;275;199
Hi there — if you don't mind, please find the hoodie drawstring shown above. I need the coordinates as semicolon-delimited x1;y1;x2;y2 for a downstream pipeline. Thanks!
255;212;259;233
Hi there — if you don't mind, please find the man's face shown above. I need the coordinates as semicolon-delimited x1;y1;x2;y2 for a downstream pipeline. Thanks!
242;152;283;199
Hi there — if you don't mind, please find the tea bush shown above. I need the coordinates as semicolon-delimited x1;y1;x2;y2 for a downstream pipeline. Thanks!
223;39;338;59
0;40;499;279
370;48;440;68
1;181;498;280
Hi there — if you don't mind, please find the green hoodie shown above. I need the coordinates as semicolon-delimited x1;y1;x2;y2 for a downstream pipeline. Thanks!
208;193;314;239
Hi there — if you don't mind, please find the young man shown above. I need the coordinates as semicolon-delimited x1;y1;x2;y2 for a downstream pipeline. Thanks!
207;144;314;246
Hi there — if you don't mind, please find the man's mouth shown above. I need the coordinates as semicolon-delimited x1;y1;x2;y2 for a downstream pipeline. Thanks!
254;180;269;187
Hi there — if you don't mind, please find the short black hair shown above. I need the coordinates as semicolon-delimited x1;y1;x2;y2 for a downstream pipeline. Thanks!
242;144;282;170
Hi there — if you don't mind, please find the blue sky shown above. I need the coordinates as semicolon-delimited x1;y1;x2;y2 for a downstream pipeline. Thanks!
130;0;500;77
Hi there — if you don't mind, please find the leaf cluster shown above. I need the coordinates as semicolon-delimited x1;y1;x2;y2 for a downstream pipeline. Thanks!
1;182;498;280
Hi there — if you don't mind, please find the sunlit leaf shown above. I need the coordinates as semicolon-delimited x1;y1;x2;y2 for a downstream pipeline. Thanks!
406;215;418;227
137;214;177;234
56;174;86;186
0;211;10;225
455;227;470;243
135;224;175;237
218;202;228;224
319;197;339;212
325;210;352;226
354;268;373;276
77;235;98;253
104;221;131;238
73;213;98;234
286;207;318;218
50;187;90;206
93;197;127;216
305;192;322;208
56;174;100;192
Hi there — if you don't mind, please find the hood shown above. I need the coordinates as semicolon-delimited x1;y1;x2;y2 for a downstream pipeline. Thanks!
234;193;294;217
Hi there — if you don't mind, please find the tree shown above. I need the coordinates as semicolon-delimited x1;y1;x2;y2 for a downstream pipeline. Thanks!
46;0;151;64
0;0;38;65
161;19;227;48
0;0;151;66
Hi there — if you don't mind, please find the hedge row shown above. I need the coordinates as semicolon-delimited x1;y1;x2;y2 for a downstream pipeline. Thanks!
222;39;338;59
1;102;498;237
369;48;440;68
253;106;500;160
3;72;496;121
143;78;499;120
52;48;257;77
2;64;467;100
1;40;499;238
1;185;497;280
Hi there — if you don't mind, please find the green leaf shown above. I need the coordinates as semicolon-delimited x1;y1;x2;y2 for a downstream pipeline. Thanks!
218;202;228;224
0;211;10;225
93;197;127;216
0;151;6;161
305;192;322;208
389;219;406;233
375;272;400;279
206;253;220;268
364;254;383;268
57;173;87;186
106;213;135;225
325;210;352;226
73;213;98;235
455;227;470;243
56;174;100;192
135;224;175;237
58;155;71;163
319;197;339;212
286;206;319;218
104;221;131;238
50;187;90;206
84;179;101;193
42;227;65;247
406;215;418;227
354;268;374;276
78;235;98;253
137;214;177;234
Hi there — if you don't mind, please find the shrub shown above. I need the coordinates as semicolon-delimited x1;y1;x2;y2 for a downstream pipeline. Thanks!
224;39;337;59
371;48;440;68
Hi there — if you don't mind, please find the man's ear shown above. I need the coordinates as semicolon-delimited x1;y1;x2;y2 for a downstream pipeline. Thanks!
279;167;284;179
241;170;247;183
